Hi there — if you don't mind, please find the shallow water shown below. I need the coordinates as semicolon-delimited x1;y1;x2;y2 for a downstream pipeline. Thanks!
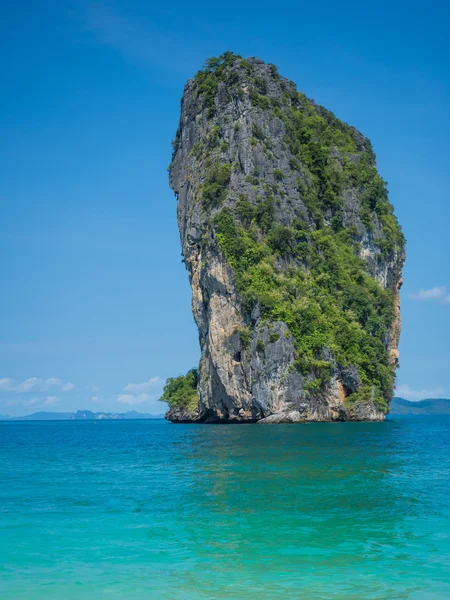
0;416;449;599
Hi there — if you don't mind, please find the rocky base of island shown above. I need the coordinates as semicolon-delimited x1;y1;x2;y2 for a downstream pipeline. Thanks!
165;400;385;424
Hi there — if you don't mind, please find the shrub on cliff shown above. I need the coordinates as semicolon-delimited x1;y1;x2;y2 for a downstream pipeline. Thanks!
200;163;232;208
159;369;198;408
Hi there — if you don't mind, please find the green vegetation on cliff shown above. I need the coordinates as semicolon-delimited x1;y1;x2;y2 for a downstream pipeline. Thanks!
200;163;232;209
214;208;394;407
159;369;198;408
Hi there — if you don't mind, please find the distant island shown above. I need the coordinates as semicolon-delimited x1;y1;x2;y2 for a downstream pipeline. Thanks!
0;410;165;421
390;398;450;415
1;400;449;421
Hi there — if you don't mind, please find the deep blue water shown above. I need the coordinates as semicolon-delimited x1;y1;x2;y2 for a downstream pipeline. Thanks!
0;416;449;599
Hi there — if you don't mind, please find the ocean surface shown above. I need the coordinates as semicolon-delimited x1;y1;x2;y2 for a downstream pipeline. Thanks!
1;417;449;599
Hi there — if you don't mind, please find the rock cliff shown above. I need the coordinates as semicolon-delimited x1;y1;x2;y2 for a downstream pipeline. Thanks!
167;53;405;423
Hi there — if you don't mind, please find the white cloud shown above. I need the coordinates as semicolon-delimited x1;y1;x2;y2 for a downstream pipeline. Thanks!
0;378;14;392
395;384;445;401
123;377;163;393
16;377;42;393
61;383;75;392
44;378;62;387
88;385;103;393
44;396;60;406
117;376;164;409
28;397;41;406
409;286;447;301
0;377;74;394
117;393;150;406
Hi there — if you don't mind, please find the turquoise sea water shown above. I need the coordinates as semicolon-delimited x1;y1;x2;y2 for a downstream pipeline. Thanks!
1;417;449;599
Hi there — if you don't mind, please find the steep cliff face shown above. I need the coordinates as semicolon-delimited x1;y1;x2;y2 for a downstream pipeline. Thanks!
168;53;405;423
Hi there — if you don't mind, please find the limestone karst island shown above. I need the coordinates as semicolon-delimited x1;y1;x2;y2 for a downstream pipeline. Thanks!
162;52;405;424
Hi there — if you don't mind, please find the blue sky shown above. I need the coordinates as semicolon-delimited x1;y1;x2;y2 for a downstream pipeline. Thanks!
1;0;449;415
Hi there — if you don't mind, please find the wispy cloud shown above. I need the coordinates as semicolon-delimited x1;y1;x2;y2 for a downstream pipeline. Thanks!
117;376;164;406
117;393;150;406
0;378;14;392
24;395;60;408
123;377;162;393
44;377;62;386
0;378;75;394
409;285;450;303
61;383;75;392
16;378;42;393
395;384;445;401
45;396;60;406
87;384;103;393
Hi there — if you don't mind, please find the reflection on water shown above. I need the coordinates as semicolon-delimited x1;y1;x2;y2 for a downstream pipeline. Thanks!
0;418;449;599
166;420;450;599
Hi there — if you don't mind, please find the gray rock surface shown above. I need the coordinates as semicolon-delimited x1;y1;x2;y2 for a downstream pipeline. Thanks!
165;405;204;423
